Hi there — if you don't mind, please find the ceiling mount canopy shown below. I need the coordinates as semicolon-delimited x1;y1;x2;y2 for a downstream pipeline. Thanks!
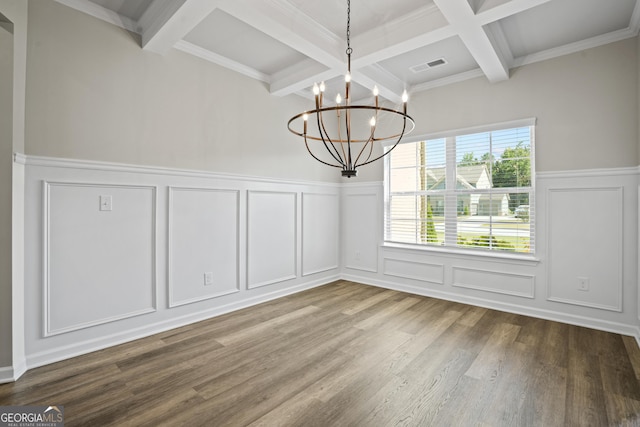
287;0;415;178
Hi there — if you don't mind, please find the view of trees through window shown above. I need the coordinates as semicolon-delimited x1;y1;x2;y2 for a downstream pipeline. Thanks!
385;124;534;253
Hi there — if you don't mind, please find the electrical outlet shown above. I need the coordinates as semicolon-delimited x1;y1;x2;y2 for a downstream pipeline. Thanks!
99;195;112;211
204;272;214;286
355;251;361;260
577;276;589;291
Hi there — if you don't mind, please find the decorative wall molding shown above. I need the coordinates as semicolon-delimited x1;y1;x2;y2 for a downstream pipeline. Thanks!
247;191;298;289
383;257;444;285
21;157;342;380
452;266;535;299
42;181;158;336
537;166;640;179
343;192;379;273
22;154;341;188
301;192;339;276
167;186;241;308
546;186;623;312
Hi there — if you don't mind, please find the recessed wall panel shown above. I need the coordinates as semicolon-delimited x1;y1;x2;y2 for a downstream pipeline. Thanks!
383;257;444;285
452;266;535;298
302;193;339;276
344;193;378;272
547;187;622;311
247;191;297;288
45;182;156;335
169;187;239;307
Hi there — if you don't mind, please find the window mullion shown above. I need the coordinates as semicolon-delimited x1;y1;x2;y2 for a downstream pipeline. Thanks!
444;135;457;247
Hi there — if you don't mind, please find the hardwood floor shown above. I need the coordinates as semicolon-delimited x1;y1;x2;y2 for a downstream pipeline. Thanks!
2;280;640;426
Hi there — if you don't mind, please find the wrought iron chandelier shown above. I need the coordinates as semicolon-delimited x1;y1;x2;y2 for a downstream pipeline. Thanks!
287;0;415;178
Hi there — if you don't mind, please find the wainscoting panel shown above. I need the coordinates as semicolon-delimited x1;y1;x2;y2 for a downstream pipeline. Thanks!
343;192;379;273
247;191;297;289
383;257;444;285
302;193;339;276
168;187;240;307
44;182;156;336
547;187;623;311
452;266;535;298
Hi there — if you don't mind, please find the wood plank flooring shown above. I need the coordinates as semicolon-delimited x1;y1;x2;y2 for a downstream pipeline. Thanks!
2;280;640;426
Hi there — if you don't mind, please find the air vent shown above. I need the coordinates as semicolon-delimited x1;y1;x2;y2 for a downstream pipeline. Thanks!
410;58;447;73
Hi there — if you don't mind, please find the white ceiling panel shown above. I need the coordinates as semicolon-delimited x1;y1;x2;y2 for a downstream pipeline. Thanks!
287;0;432;40
378;36;479;86
500;0;637;58
184;9;309;76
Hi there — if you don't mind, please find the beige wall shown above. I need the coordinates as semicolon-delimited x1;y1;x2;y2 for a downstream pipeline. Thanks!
356;37;639;182
25;0;339;183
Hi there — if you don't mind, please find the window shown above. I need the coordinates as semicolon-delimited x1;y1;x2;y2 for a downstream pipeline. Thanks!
385;120;535;254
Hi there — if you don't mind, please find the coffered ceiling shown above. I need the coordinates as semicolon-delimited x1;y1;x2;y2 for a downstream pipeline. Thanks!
55;0;640;102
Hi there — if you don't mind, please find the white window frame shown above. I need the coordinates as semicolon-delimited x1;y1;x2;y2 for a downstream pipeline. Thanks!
383;118;536;257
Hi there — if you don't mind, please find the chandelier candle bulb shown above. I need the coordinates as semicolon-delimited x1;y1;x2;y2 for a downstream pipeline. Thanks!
336;93;342;104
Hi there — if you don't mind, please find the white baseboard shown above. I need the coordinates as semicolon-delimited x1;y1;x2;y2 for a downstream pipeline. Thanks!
341;273;640;340
0;359;27;384
26;275;339;371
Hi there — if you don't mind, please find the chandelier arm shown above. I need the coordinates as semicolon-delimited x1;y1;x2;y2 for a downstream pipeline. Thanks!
304;134;342;169
318;108;346;165
356;115;409;168
353;124;377;166
336;110;349;165
345;107;353;170
315;109;347;167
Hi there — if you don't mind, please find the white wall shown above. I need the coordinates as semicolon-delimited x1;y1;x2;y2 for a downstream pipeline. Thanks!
24;0;339;183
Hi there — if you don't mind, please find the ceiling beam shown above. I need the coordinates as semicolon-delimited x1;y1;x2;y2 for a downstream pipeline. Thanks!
476;0;554;25
269;59;335;97
139;0;221;54
219;0;344;70
432;0;509;83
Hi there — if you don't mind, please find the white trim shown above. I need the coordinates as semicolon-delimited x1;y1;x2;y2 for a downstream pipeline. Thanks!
382;242;540;265
387;117;537;145
53;0;139;33
0;359;27;384
537;166;640;179
23;154;340;188
13;152;26;165
25;276;339;371
174;40;271;84
410;68;485;93
42;181;158;336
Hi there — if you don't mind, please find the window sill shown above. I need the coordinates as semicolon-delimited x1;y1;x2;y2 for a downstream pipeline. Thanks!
382;242;541;265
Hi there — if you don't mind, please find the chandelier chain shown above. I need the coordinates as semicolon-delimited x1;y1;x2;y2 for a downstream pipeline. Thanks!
346;0;352;55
